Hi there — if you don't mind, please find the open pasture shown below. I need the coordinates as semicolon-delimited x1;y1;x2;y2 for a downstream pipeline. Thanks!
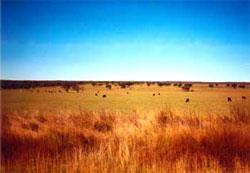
1;82;250;173
2;82;250;115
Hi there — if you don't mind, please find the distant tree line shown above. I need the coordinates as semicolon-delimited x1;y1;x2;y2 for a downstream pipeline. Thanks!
1;80;248;90
0;80;86;90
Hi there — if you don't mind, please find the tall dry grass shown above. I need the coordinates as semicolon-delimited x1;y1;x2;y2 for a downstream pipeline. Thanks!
1;102;250;173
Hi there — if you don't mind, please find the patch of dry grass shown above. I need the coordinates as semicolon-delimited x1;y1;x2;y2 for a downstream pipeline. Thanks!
1;103;250;173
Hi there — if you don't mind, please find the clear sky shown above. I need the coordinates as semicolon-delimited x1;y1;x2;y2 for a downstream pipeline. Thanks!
1;0;250;81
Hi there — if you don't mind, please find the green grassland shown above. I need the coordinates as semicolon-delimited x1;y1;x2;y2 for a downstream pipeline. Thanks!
2;83;250;115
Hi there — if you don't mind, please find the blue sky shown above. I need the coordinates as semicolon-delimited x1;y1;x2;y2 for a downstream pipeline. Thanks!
1;0;250;81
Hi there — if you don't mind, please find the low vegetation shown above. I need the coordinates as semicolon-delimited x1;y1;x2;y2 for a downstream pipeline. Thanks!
2;80;248;90
1;81;250;172
1;102;250;173
181;83;193;92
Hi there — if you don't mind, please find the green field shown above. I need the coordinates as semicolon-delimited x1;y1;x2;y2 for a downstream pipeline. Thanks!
2;83;250;115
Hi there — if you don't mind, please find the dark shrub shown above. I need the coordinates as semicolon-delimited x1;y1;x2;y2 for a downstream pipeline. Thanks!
62;85;70;92
91;82;97;87
182;84;192;92
120;84;126;89
232;83;237;88
209;84;214;88
239;85;246;88
72;84;80;92
106;84;112;90
158;82;171;87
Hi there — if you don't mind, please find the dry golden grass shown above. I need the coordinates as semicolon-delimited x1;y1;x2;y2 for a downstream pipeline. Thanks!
1;101;250;173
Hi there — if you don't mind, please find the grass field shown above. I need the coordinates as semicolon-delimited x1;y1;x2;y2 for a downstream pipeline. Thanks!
1;82;250;172
2;83;250;114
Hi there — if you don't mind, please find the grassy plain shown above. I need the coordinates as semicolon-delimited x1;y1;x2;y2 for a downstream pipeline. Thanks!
2;83;250;114
1;83;250;172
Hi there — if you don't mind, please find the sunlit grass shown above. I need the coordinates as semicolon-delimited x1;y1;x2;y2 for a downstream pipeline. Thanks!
1;102;250;172
1;84;250;172
2;84;249;114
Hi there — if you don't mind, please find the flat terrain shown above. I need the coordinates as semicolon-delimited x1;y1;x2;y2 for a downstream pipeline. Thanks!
2;83;250;115
1;82;250;173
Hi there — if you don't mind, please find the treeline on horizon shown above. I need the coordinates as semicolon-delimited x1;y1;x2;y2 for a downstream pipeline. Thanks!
1;80;249;90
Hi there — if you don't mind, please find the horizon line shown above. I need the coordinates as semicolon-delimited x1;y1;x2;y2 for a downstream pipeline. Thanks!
1;79;250;84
